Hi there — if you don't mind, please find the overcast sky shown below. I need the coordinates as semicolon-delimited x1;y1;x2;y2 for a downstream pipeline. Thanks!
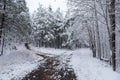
26;0;67;14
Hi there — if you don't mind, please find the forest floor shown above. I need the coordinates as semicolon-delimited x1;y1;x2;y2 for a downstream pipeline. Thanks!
0;46;120;80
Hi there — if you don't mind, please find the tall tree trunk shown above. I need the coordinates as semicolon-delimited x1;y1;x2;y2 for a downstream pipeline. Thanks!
94;0;101;60
0;0;6;56
109;0;116;71
85;20;96;57
106;0;112;51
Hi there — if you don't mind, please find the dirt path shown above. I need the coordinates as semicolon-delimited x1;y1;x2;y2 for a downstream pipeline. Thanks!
22;51;76;80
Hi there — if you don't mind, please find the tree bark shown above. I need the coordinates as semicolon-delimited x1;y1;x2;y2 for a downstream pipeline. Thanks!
109;0;116;71
0;0;6;56
94;0;102;60
85;20;96;57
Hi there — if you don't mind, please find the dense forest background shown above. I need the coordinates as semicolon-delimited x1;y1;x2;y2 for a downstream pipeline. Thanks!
0;0;120;72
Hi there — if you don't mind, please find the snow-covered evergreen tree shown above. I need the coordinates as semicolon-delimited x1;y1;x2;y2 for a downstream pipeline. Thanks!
32;5;65;48
0;0;32;55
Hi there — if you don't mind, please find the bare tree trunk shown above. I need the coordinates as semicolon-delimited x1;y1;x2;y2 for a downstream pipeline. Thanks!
109;0;116;71
0;38;5;56
0;0;6;56
85;20;96;57
94;0;102;60
106;0;112;50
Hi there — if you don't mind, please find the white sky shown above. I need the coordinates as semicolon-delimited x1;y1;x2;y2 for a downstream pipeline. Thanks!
26;0;67;14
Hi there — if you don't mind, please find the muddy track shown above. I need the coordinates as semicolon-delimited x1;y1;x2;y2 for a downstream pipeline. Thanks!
22;53;76;80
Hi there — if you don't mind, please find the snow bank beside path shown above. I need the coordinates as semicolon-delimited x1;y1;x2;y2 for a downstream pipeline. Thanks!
70;48;120;80
0;48;42;80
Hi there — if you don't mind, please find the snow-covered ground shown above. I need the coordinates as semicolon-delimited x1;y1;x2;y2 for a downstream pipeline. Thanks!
36;47;120;80
31;47;73;55
0;46;120;80
0;46;43;80
70;48;120;80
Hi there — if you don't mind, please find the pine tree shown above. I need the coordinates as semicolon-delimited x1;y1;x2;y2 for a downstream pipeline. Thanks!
0;0;32;55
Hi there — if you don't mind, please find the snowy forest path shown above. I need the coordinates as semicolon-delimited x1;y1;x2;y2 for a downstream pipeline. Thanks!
22;47;76;80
